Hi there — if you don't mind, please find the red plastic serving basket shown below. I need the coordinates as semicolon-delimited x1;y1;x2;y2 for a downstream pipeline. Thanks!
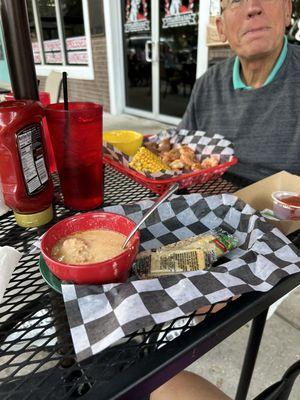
103;155;238;195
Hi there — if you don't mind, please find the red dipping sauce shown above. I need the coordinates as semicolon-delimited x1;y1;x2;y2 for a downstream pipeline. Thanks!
280;195;300;207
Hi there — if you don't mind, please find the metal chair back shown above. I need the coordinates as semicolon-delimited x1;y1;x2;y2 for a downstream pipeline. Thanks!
253;360;300;400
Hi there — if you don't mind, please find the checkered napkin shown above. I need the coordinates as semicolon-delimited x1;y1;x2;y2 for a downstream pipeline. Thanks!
61;194;300;361
103;128;235;179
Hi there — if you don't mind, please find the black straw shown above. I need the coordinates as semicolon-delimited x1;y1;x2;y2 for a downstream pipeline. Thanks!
62;72;68;110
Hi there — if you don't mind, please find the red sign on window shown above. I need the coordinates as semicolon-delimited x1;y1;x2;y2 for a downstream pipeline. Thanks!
124;0;150;32
163;0;198;28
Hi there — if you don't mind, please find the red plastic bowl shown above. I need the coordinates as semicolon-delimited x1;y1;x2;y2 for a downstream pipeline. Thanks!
40;211;140;284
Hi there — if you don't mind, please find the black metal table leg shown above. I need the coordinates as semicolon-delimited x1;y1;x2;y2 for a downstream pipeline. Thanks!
235;308;269;400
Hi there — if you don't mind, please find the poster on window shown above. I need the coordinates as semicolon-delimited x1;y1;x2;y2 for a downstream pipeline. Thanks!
124;0;150;33
32;42;41;64
162;0;198;29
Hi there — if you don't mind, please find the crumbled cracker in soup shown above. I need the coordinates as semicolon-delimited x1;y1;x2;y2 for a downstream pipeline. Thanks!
51;229;126;264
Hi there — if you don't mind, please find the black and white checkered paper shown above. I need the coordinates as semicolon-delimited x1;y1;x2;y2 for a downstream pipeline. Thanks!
103;129;235;179
61;194;300;361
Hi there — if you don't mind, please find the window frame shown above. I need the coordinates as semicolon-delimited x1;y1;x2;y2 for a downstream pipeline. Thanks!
30;0;94;80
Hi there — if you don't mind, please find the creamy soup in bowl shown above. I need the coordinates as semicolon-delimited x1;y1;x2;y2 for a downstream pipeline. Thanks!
51;229;127;264
40;211;140;285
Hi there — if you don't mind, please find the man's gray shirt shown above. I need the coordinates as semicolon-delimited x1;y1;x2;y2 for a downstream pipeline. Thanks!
179;43;300;181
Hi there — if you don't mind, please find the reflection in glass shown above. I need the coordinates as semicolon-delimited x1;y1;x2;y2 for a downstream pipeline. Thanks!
89;0;105;35
122;0;152;112
26;0;41;64
159;0;199;118
61;0;88;65
38;0;62;64
61;0;84;38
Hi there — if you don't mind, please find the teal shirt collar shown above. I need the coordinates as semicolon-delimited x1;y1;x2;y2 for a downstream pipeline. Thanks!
233;36;288;90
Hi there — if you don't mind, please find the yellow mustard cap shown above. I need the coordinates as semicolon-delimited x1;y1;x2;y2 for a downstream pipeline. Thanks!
14;205;53;228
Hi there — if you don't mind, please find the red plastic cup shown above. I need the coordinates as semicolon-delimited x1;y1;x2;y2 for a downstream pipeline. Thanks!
45;102;103;211
38;92;57;174
4;91;57;174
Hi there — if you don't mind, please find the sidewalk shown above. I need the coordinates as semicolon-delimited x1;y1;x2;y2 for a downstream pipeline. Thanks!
104;113;300;400
103;112;173;134
187;291;300;399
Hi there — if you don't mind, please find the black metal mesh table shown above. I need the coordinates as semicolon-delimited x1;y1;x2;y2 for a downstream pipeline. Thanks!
0;166;299;400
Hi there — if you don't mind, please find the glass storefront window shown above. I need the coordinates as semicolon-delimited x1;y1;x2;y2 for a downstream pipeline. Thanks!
38;0;59;40
27;0;89;67
122;0;152;112
38;0;62;64
26;0;41;64
61;0;88;65
89;0;105;35
122;0;200;118
159;0;199;118
61;0;85;37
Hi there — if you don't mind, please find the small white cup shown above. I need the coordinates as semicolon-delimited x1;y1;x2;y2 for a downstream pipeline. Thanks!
271;191;300;221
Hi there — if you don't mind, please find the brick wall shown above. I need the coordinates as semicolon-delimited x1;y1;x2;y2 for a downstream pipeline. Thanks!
208;46;234;61
208;45;234;67
206;17;234;65
38;34;110;112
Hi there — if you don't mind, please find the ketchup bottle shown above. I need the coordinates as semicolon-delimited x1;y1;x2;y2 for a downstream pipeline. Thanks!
0;100;54;227
4;91;57;173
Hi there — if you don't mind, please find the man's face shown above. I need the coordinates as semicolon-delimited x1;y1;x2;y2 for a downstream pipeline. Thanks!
216;0;292;61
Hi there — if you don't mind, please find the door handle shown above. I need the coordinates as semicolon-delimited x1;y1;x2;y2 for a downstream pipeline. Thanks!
145;40;153;62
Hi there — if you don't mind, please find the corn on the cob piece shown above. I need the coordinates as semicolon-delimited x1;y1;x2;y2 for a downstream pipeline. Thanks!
129;146;169;173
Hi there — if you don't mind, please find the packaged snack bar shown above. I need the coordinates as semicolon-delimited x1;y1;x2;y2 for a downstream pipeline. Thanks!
133;229;238;279
134;249;207;279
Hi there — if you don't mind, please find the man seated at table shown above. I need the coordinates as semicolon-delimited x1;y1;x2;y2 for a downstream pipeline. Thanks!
178;0;299;182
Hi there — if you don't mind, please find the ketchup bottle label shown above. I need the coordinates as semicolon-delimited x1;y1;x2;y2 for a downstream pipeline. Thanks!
16;123;49;195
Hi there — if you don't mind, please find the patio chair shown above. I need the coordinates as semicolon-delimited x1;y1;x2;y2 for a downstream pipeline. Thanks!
44;70;62;103
252;360;300;400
